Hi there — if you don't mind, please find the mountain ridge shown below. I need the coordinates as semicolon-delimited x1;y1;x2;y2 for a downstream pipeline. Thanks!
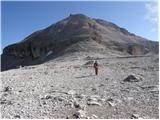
1;13;159;71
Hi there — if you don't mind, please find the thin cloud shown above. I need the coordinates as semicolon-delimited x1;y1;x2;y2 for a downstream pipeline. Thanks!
150;28;156;32
144;2;158;23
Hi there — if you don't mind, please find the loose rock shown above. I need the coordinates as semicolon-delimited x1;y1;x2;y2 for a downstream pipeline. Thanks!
84;60;94;66
91;114;98;119
14;115;21;119
4;86;11;92
106;98;115;107
123;75;141;82
45;95;52;99
107;101;116;107
73;110;86;118
99;84;105;87
67;90;76;95
75;94;85;99
54;96;65;101
73;101;86;110
87;101;102;106
74;101;80;108
131;114;139;119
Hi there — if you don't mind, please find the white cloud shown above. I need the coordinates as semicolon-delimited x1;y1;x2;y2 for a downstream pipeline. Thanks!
144;2;158;23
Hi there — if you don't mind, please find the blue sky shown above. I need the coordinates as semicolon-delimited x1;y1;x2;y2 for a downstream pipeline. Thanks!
1;1;158;53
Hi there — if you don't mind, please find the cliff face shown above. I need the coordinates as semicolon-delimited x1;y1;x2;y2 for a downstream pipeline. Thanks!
1;14;159;71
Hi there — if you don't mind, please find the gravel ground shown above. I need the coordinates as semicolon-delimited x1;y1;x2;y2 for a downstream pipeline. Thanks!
0;55;159;119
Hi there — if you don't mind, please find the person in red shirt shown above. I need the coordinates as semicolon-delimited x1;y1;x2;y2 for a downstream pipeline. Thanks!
94;61;99;75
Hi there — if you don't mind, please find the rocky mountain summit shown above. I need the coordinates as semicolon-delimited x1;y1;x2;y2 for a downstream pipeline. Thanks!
1;13;159;71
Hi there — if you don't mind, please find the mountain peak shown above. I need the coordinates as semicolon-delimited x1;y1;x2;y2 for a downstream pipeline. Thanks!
65;13;92;24
69;13;88;18
2;13;159;71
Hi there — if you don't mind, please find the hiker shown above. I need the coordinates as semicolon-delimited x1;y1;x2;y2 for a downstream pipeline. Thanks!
94;61;99;75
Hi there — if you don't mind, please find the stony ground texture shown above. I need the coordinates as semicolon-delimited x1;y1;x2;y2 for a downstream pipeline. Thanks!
0;55;159;119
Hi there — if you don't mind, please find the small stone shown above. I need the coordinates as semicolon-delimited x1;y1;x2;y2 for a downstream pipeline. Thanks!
106;98;114;106
91;88;97;91
106;98;121;106
107;98;114;101
4;86;11;92
74;101;80;108
86;117;90;119
0;100;6;104
88;97;97;102
73;110;86;118
79;104;86;110
87;95;102;106
45;95;52;99
92;114;98;118
88;95;101;100
99;98;106;102
73;101;86;110
58;97;65;101
14;115;20;118
99;84;105;87
87;101;102;106
42;101;46;105
84;61;94;66
65;102;72;107
131;114;139;119
40;97;44;100
75;94;85;99
107;101;115;107
127;97;134;101
67;90;76;95
7;101;13;105
54;96;65;101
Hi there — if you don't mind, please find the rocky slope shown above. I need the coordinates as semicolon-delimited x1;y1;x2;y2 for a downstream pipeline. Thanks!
1;55;159;119
1;14;159;71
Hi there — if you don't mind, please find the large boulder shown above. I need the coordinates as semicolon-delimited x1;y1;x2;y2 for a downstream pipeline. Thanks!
123;74;142;82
